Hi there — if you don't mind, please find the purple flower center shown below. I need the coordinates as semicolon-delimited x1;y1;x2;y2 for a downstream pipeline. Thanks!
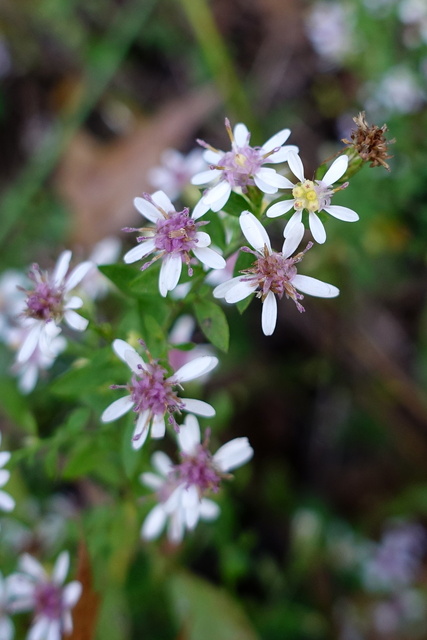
176;443;221;494
218;146;264;189
24;265;65;323
154;209;199;254
130;362;183;419
34;581;63;621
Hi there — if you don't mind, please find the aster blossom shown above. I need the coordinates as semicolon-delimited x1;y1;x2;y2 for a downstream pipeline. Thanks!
12;551;82;640
266;150;359;244
191;118;297;219
16;251;93;364
213;211;339;336
148;148;207;200
123;190;226;297
0;432;15;514
140;414;253;543
101;339;219;450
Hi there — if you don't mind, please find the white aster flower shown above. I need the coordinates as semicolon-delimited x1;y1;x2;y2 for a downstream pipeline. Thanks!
16;251;93;364
13;551;82;640
140;414;253;543
123;190;226;297
266;150;359;244
191;118;297;218
0;432;15;514
148;148;207;201
0;572;19;640
101;339;219;450
213;211;339;336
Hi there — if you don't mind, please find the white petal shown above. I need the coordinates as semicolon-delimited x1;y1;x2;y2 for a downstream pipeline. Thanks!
65;296;83;310
134;197;163;223
287;151;305;182
159;254;182;296
283;209;303;236
151;190;175;214
16;323;42;363
282;223;305;258
64;310;88;331
19;554;46;580
140;472;163;491
141;505;167;540
239;210;271;251
151;415;165;439
63;581;82;608
28;618;50;640
308;212;327;244
0;491;15;512
323;205;359;222
266;144;299;163
292;274;339;298
261;291;277;336
151;451;173;477
112;339;146;372
192;198;211;220
0;451;11;467
177;414;201;454
53;251;72;285
101;396;134;422
322;155;348;186
224;280;257;303
0;469;10;486
123;239;156;264
173;355;219;383
200;499;220;521
65;261;93;291
261;128;291;153
168;508;185;543
266;199;295;218
255;168;294;189
213;437;254;471
18;365;38;394
193;247;226;269
213;276;244;299
53;551;69;585
203;180;231;207
181;398;216;417
233;123;250;147
0;616;14;640
253;175;278;194
191;169;221;186
183;488;201;529
132;411;150;450
203;149;222;164
195;231;211;248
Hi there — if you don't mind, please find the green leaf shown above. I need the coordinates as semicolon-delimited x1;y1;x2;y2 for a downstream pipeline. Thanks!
98;264;140;293
193;299;229;352
141;314;167;358
221;192;251;217
169;571;260;640
0;376;37;434
50;347;120;399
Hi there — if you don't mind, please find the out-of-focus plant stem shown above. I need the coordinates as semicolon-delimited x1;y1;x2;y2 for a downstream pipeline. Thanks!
0;0;157;249
178;0;258;137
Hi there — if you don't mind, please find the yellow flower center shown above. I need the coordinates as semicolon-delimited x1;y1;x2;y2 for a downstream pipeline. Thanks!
292;180;319;212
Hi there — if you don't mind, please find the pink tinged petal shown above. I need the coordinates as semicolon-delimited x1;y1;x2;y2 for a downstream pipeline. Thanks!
322;155;348;186
253;174;278;194
65;296;83;310
16;323;42;363
213;437;254;472
292;274;339;298
140;472;163;491
180;398;216;417
63;581;82;608
192;198;211;220
0;490;15;512
19;554;46;581
0;451;11;467
287;151;305;182
193;247;226;269
65;261;93;291
159;254;182;297
131;411;151;450
261;128;291;153
52;551;69;585
323;205;359;222
282;223;305;258
173;355;219;383
284;210;303;236
213;276;244;299
200;499;220;521
203;180;231;207
53;251;72;286
133;197;163;223
178;414;201;454
255;168;294;189
101;396;134;423
191;169;222;186
224;281;257;303
64;310;88;331
123;239;156;264
141;504;167;540
195;231;211;248
151;415;165;439
233;122;250;147
151;190;175;214
308;212;327;244
239;210;271;251
151;450;173;477
261;291;277;336
266;199;296;218
203;149;223;164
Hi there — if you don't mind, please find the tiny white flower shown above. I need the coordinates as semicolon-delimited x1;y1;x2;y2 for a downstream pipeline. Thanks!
16;251;93;364
123;190;226;297
148;148;207;200
191;118;297;218
140;414;253;543
0;432;14;514
101;340;219;450
213;211;339;336
266;151;359;244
